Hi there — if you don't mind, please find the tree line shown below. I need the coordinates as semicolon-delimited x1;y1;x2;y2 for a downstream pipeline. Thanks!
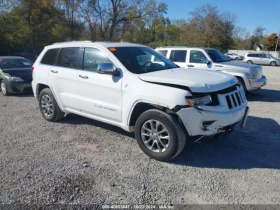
0;0;279;55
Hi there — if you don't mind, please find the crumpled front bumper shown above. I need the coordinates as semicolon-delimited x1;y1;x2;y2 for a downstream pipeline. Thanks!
177;106;248;136
176;85;249;136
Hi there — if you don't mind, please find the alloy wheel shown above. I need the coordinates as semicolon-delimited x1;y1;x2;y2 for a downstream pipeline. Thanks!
41;95;53;117
141;119;170;153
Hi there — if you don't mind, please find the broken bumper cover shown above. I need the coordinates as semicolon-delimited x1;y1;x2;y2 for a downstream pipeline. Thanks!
177;105;249;136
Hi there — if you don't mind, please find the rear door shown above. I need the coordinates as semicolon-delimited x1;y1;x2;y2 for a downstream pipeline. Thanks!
48;47;83;111
169;50;187;68
77;47;122;123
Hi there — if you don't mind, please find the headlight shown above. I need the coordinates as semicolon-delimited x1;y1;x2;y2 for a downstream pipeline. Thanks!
4;73;24;82
249;67;262;79
186;95;212;107
11;77;24;82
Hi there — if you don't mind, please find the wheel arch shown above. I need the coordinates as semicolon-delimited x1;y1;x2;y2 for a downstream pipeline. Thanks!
128;102;177;127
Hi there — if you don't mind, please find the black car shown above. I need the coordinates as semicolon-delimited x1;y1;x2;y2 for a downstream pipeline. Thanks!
14;52;38;63
0;56;33;96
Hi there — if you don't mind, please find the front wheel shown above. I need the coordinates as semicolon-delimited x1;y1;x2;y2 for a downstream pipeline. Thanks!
0;80;9;96
135;109;186;161
270;61;276;66
247;60;253;64
38;88;65;122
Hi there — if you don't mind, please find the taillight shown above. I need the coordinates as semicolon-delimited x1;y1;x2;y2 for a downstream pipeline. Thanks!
31;66;34;73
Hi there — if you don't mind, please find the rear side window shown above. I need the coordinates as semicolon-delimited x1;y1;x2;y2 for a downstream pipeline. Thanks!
58;47;83;69
157;50;168;57
41;48;60;65
83;48;112;72
170;50;187;62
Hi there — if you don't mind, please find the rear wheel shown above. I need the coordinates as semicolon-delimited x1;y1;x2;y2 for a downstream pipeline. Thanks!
135;109;186;161
270;61;276;66
247;60;253;64
39;88;65;122
0;80;9;96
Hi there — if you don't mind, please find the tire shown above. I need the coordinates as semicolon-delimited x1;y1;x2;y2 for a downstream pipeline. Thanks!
247;60;253;64
0;80;9;96
235;57;238;60
237;78;247;93
270;61;276;66
38;88;65;122
135;109;186;161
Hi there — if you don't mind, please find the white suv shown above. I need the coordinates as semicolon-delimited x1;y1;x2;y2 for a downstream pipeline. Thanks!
32;41;249;161
156;47;267;92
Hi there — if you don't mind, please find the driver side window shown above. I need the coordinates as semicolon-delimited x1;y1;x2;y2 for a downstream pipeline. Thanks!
83;48;112;72
190;50;207;63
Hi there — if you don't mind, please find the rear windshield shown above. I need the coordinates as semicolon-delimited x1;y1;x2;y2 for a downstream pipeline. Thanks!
0;58;32;69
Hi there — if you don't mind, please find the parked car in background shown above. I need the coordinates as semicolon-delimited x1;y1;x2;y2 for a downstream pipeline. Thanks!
32;41;249;161
224;53;244;60
0;56;33;96
156;46;267;92
14;52;38;63
244;52;280;66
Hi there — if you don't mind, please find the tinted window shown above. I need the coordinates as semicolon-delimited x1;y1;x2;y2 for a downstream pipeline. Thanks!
206;49;228;62
109;47;177;74
170;50;187;62
41;48;60;65
157;50;168;57
58;47;83;69
83;48;112;72
190;50;207;63
0;58;32;69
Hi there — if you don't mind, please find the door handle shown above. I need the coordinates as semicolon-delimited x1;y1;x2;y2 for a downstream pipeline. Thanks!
79;75;88;79
51;70;58;73
188;65;194;67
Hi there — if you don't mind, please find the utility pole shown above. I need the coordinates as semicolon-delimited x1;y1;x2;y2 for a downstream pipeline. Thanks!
275;32;279;52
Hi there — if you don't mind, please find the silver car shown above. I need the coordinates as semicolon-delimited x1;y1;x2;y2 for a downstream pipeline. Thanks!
224;53;244;60
244;52;280;66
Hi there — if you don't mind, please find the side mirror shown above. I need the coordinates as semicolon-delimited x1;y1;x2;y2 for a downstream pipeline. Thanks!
202;58;210;65
97;63;120;76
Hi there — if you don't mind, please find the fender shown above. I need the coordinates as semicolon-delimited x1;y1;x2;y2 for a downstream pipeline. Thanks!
221;71;250;90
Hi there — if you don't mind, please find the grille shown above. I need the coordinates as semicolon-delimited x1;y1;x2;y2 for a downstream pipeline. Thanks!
225;90;245;109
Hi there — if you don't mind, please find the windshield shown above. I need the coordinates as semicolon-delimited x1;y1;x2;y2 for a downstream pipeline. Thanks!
206;49;229;63
109;46;177;74
0;58;32;69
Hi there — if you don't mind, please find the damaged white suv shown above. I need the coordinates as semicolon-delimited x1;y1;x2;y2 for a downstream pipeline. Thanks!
32;41;249;161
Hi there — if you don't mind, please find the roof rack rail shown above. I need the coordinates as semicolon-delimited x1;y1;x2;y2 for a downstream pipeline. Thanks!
157;46;188;48
52;40;93;45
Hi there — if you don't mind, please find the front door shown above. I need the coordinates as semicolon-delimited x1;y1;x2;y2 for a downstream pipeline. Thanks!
187;50;214;70
77;47;122;123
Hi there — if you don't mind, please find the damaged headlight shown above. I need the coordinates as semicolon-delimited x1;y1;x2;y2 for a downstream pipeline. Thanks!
186;95;212;107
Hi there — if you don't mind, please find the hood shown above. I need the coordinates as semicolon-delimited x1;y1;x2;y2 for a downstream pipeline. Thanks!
216;61;260;71
2;68;32;82
138;68;237;93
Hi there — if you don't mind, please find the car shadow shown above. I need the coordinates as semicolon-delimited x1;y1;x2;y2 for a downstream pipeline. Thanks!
15;93;34;98
171;115;280;169
60;114;134;138
247;88;280;102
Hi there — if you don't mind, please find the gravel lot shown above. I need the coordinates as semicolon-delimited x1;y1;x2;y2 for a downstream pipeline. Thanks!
0;66;279;206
